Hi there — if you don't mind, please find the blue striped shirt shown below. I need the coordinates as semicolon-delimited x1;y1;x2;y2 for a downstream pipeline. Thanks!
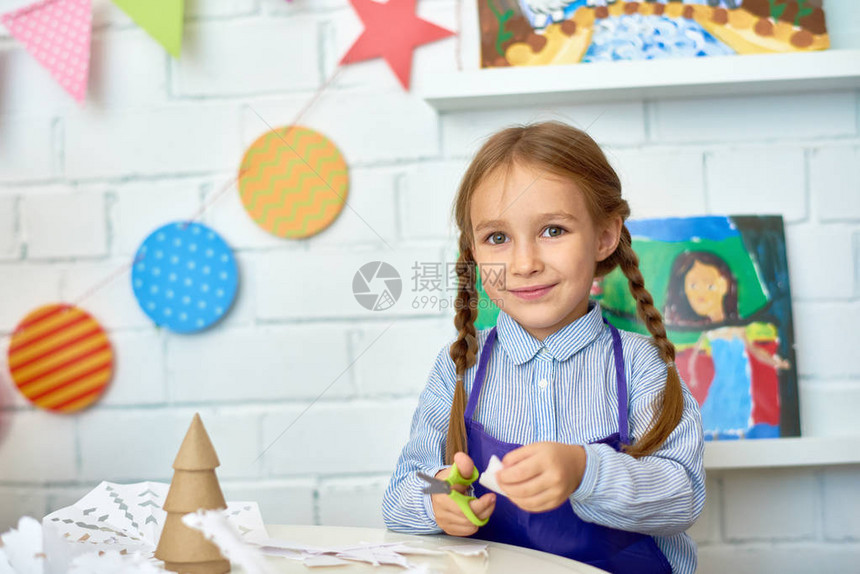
382;300;706;574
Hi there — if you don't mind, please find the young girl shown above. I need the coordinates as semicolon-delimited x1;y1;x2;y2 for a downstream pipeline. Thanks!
382;121;705;574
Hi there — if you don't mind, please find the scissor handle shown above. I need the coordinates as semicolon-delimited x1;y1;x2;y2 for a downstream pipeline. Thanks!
449;491;490;527
447;462;479;487
445;463;487;527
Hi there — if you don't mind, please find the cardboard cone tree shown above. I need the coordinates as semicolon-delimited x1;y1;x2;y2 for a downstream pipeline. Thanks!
155;413;230;574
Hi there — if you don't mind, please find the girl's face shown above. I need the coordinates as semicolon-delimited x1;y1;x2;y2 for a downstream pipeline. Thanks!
683;260;728;321
470;162;621;341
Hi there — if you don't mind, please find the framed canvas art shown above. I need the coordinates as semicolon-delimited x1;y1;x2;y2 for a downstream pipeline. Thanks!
471;0;829;69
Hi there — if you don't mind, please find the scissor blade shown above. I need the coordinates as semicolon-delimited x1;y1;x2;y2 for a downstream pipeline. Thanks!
417;471;451;495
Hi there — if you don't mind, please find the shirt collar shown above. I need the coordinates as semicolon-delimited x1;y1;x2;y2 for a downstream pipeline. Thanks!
496;300;606;365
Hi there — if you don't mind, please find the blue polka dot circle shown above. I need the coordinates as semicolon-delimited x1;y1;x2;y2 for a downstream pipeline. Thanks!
132;222;239;334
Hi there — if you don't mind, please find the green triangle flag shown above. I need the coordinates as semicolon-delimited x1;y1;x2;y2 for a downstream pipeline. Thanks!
112;0;184;57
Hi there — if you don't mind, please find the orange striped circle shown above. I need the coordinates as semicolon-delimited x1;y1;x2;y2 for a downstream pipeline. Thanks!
8;304;113;413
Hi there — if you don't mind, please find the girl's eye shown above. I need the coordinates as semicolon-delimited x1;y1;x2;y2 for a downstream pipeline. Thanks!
487;232;507;245
542;226;565;238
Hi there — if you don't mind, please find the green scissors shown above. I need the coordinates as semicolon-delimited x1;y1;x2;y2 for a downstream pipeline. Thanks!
418;463;489;527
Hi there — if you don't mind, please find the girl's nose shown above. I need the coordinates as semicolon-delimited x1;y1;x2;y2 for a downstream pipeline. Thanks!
511;241;542;277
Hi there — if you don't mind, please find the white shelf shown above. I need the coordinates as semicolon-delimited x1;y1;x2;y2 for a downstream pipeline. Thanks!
422;49;860;112
703;436;860;470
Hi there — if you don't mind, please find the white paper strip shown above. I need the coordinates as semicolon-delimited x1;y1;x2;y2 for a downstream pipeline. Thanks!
478;455;508;497
182;510;277;574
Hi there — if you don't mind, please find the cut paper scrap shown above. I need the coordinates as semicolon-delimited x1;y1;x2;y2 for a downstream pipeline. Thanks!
0;516;160;574
1;0;92;103
41;481;267;574
477;454;508;497
257;538;487;570
341;0;455;90
0;516;44;574
182;510;277;574
302;555;351;567
111;0;184;57
8;304;113;412
238;125;349;239
131;222;238;334
438;543;488;557
68;550;163;574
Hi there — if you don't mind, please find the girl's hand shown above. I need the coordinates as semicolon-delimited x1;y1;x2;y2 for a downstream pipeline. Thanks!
496;442;586;513
430;452;496;536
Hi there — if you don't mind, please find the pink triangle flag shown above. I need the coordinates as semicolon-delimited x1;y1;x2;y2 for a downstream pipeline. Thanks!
1;0;92;103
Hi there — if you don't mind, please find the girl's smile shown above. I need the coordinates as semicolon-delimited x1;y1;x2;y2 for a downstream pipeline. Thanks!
508;283;558;301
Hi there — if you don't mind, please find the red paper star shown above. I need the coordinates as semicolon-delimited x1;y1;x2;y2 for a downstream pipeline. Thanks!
341;0;455;90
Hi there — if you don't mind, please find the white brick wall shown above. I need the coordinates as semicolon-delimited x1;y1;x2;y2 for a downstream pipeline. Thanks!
221;480;316;525
0;411;77;483
78;408;261;481
800;380;860;437
609;148;706;218
64;105;242;179
650;92;857;143
722;468;818;541
166;324;354;402
705;147;807;223
255;247;445;320
0;264;64;331
794;303;860;378
810;145;860;221
0;195;19;259
89;28;170;109
442;101;646;158
822;467;860;540
1;1;859;569
61;260;153;330
241;93;440;165
111;179;203;256
398;160;465;240
21;189;108;259
351;318;454;396
260;400;417;477
318;477;389;528
786;224;856;300
0;116;56;182
173;19;321;97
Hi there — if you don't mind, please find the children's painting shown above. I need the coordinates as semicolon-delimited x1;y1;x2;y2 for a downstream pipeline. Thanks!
598;215;799;440
472;215;800;441
478;0;829;68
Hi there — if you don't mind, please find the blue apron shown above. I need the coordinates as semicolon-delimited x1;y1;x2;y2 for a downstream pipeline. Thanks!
465;321;672;574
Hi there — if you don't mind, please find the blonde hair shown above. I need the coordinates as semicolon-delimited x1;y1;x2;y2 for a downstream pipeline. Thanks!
445;121;683;463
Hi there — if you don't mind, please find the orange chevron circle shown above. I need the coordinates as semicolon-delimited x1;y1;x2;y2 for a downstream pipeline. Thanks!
238;126;349;239
8;304;114;413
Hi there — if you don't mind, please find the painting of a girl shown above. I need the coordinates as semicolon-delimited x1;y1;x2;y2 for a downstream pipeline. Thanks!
666;251;790;439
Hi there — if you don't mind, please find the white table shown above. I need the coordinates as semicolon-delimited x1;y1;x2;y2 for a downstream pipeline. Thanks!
247;525;608;573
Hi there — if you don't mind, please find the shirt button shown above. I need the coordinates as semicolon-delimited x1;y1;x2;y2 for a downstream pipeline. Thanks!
538;379;548;389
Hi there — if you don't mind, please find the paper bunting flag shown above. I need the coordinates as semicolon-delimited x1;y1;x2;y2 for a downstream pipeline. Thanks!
111;0;184;57
238;126;349;239
341;0;455;90
0;0;92;103
8;304;113;412
132;222;238;333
